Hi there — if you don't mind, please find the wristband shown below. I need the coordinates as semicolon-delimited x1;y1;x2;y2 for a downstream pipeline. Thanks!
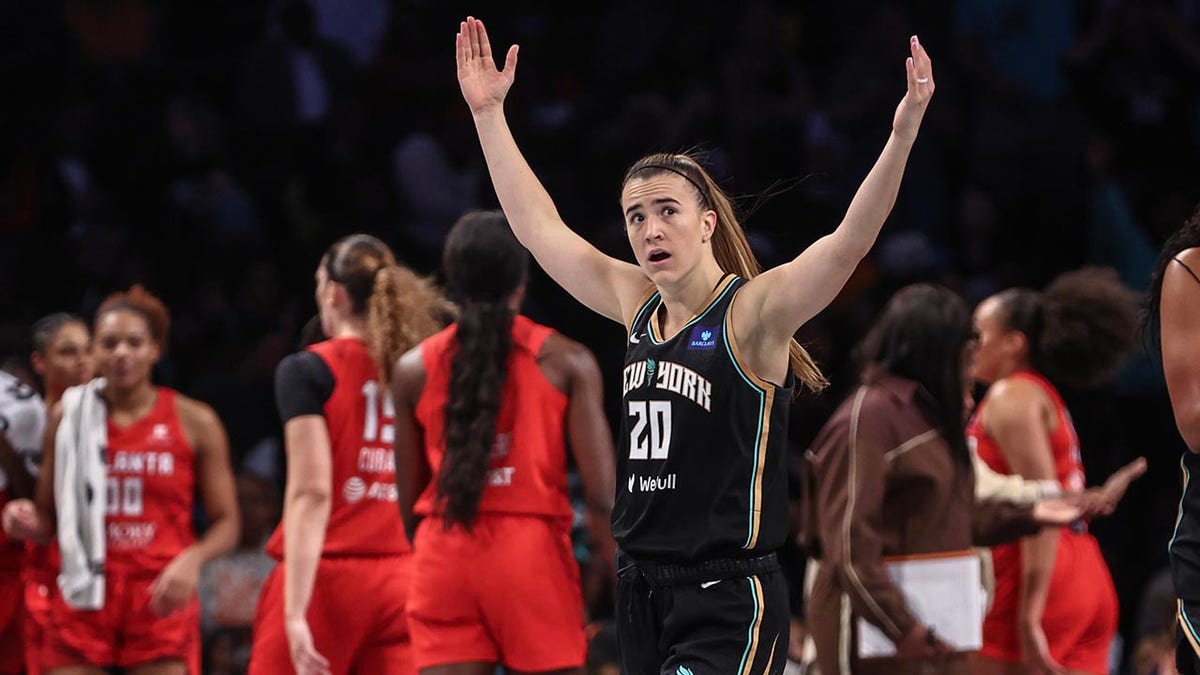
1038;480;1062;499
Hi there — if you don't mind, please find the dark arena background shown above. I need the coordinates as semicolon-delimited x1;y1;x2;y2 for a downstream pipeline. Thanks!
0;1;1196;673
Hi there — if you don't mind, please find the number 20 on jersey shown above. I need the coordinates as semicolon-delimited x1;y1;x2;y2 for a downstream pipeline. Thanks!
628;400;671;460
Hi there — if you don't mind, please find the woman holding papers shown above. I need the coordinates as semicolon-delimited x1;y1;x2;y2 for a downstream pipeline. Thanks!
805;284;1085;675
968;267;1137;675
2;286;239;675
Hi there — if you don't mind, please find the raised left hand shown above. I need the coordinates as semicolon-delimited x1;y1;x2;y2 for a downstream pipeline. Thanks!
148;547;202;617
893;35;936;143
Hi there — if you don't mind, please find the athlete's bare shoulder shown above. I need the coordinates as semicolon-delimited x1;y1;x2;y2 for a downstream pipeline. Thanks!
172;393;226;450
539;332;600;395
1174;247;1200;283
392;344;426;403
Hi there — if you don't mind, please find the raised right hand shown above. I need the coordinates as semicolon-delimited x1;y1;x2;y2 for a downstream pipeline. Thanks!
2;499;41;541
892;35;935;143
457;16;519;116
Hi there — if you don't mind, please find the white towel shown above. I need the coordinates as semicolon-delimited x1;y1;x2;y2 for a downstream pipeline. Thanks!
55;378;108;610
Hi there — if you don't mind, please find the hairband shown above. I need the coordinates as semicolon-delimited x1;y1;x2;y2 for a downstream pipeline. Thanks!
325;255;389;285
629;164;711;206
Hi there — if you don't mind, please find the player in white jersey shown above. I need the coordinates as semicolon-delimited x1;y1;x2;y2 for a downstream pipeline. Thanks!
10;312;92;675
0;367;46;674
0;369;45;507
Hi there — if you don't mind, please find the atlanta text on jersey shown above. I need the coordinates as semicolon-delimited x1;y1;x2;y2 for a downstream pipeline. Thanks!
110;450;175;476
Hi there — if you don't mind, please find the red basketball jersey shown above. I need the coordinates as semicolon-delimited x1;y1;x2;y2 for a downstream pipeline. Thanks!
266;337;409;558
968;370;1115;653
414;315;572;525
968;370;1087;495
24;540;60;584
104;387;196;575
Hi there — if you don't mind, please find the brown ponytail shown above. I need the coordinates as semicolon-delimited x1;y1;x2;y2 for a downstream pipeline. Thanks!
367;266;451;386
624;153;829;391
324;234;454;385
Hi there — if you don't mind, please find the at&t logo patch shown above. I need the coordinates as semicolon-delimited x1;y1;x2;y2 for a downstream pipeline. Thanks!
342;476;398;503
343;476;366;503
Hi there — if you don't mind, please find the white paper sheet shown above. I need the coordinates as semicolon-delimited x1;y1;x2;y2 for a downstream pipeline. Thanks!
857;551;984;658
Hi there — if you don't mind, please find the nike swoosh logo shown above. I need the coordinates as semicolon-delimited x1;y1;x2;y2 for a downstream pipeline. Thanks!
700;580;720;589
629;333;641;344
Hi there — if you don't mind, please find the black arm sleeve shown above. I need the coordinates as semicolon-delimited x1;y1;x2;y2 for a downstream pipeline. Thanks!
275;351;335;423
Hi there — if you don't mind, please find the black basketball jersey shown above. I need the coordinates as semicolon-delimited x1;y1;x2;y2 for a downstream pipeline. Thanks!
1171;255;1200;644
614;275;793;562
1173;451;1200;606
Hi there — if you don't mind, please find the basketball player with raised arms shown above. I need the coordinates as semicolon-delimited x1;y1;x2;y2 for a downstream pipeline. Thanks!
456;15;934;673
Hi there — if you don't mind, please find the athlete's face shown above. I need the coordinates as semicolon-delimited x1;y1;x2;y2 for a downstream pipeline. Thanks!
93;310;160;390
968;296;1023;385
32;322;93;395
621;174;716;285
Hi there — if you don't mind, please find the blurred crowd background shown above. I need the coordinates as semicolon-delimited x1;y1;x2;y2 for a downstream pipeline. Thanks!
2;1;1198;672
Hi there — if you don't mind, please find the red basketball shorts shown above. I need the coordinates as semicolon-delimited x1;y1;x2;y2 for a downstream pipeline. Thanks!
407;514;586;672
42;570;200;672
248;554;413;675
0;568;23;675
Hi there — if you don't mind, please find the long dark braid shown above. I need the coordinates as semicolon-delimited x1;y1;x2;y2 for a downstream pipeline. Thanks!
438;210;529;528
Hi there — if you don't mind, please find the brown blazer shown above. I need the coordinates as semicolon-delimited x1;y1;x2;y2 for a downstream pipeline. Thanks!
802;375;1038;675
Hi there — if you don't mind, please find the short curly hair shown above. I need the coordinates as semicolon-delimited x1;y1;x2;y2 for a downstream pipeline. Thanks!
95;284;171;349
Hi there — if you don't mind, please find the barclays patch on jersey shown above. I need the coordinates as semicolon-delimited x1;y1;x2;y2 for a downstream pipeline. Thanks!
687;325;719;350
